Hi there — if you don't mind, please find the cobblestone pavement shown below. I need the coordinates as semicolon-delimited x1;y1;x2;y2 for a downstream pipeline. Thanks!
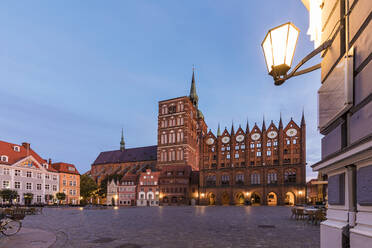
20;206;319;248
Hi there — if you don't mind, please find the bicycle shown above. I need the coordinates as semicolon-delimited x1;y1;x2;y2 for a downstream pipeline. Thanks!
0;213;22;236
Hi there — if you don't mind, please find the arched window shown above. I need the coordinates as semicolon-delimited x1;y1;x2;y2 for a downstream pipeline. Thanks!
206;175;216;186
251;173;260;185
221;175;230;185
236;174;244;184
284;169;296;183
267;171;278;184
1;156;8;162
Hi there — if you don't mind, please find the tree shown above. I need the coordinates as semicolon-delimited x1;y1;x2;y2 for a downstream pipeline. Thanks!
45;194;54;204
80;175;98;199
0;189;18;204
56;192;66;204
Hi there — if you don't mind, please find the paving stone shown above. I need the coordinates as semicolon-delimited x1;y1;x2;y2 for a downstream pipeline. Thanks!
19;206;320;248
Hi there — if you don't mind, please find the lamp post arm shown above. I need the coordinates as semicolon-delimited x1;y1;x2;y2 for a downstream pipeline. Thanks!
274;39;332;85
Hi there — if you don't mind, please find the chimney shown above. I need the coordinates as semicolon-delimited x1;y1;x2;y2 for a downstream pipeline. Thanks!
22;142;30;150
48;158;52;165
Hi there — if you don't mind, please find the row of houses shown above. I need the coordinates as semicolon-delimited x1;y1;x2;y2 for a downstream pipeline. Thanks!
0;140;81;205
106;165;199;206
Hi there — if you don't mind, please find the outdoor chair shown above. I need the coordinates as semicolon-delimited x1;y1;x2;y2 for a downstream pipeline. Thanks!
307;211;315;224
296;209;305;220
291;208;296;219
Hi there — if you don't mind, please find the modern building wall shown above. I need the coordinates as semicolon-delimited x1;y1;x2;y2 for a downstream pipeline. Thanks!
303;0;372;247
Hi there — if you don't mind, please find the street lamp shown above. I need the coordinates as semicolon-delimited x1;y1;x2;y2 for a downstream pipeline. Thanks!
262;22;333;85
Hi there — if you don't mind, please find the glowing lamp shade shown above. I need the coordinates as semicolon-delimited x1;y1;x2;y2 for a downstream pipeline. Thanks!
262;22;300;77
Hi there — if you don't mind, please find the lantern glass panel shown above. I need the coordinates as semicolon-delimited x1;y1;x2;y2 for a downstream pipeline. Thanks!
271;24;288;67
285;25;299;66
262;35;273;73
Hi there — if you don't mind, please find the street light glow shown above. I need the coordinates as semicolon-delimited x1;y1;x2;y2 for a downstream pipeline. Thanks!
262;22;300;77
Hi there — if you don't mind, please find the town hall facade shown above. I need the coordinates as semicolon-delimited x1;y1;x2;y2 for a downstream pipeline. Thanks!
91;71;306;206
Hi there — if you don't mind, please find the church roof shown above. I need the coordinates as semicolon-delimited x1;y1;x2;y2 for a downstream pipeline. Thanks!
92;145;157;165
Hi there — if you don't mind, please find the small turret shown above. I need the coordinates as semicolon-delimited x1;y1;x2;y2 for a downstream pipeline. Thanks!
231;121;235;136
301;109;306;126
262;115;266;131
246;118;250;133
217;123;221;137
279;113;283;129
120;128;125;151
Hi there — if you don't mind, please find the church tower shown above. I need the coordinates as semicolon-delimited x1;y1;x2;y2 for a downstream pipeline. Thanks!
157;70;207;171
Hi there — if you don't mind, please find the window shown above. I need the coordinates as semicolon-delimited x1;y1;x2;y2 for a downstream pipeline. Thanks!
26;182;32;190
45;174;50;180
2;181;10;189
267;151;271;156
26;171;32;178
37;195;42;203
3;168;10;175
257;143;261;148
73;190;76;195
236;174;244;184
267;172;278;184
226;146;230;151
13;146;20;152
235;153;239;159
293;139;297;144
69;181;73;186
251;173;260;185
235;145;239;150
284;170;296;183
274;141;278;146
14;182;21;189
221;175;230;186
69;189;73;195
221;146;225;151
1;156;8;162
206;175;216;186
37;184;42;190
45;184;50;190
241;145;245;149
256;151;261;157
267;142;271;147
226;153;230;159
287;140;291;145
37;173;42;179
53;175;57;180
250;143;255;148
52;185;57;191
15;170;21;176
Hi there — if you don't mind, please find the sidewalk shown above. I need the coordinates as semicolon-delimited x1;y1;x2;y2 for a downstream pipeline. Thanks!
0;227;56;248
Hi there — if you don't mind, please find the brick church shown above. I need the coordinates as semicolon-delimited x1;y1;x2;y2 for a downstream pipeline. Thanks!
91;71;306;205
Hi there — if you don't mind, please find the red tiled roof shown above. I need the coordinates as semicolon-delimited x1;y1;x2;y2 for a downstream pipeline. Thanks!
0;140;57;172
51;162;80;175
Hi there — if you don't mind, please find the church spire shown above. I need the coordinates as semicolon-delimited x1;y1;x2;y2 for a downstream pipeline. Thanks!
262;115;266;131
301;108;306;126
217;123;221;136
120;128;125;151
246;118;250;133
189;67;199;108
279;112;283;129
231;120;235;136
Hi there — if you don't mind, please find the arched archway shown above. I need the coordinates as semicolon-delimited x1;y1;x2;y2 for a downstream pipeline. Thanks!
235;192;245;205
221;192;230;205
285;192;295;206
267;192;278;206
251;192;261;205
208;193;216;205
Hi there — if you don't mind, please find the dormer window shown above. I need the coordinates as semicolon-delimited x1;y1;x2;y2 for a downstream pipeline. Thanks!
1;156;8;162
43;163;48;169
68;167;75;172
13;146;20;152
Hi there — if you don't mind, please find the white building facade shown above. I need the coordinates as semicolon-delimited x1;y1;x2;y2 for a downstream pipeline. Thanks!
0;142;59;204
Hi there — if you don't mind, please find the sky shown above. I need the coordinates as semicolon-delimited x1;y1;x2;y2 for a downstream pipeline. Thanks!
0;1;322;180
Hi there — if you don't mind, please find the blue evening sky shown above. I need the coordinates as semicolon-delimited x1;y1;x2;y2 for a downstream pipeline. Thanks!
0;1;321;180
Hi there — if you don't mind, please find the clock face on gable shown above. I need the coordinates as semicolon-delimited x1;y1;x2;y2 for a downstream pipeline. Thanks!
222;136;230;144
236;134;244;142
251;133;261;141
206;138;214;145
267;131;278;139
286;128;297;137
